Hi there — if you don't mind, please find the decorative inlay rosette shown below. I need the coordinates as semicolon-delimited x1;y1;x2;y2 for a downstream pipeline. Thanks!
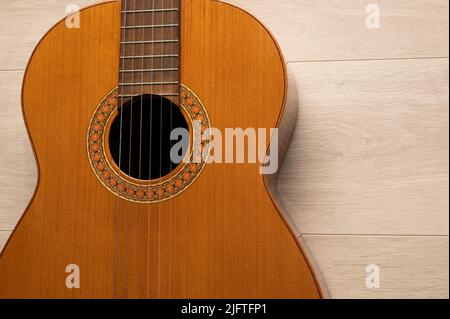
87;85;210;203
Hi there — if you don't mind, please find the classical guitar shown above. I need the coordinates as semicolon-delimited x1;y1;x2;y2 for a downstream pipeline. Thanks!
0;0;323;298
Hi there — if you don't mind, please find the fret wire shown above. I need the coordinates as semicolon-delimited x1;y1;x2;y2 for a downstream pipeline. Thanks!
119;0;180;96
119;82;179;86
121;40;178;44
118;93;179;97
120;54;178;58
121;24;179;29
120;68;178;72
121;8;179;13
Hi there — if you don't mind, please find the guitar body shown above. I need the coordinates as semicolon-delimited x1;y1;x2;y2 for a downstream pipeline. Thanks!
0;0;322;298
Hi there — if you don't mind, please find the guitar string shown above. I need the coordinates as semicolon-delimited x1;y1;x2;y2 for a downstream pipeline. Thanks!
168;0;177;298
136;0;147;298
124;0;138;298
157;0;165;298
115;0;129;299
146;0;156;299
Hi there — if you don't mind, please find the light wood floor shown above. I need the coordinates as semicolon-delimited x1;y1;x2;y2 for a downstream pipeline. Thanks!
0;0;448;298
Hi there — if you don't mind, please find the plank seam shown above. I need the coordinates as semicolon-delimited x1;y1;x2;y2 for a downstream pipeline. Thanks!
286;56;449;65
300;234;449;238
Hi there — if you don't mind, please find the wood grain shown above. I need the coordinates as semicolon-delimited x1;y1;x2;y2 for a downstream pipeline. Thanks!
304;235;449;299
0;0;98;70
0;230;447;298
0;71;37;230
1;0;448;70
0;232;10;252
224;0;449;62
0;0;448;298
280;59;449;235
2;55;447;236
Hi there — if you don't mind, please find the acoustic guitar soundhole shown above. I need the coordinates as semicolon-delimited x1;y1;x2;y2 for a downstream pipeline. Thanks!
88;85;210;203
109;95;189;181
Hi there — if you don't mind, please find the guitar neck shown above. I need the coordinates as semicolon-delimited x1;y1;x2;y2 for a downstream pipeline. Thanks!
119;0;180;100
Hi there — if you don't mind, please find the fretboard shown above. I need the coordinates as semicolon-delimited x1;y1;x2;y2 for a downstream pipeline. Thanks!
119;0;180;101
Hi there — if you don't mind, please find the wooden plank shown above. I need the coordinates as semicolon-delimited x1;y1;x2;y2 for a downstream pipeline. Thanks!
280;59;449;235
225;0;449;62
304;235;449;298
1;230;447;298
0;71;37;230
0;1;448;70
0;0;97;70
